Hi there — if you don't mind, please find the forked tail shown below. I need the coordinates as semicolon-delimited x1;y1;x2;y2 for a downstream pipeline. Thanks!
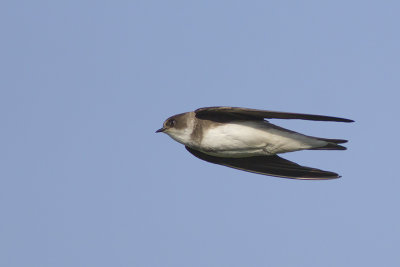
309;138;348;150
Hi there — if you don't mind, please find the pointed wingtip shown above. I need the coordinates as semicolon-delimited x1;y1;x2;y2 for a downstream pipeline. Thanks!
335;117;354;123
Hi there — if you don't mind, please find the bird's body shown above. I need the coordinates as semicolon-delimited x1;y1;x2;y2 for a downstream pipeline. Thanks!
156;106;353;179
193;119;328;157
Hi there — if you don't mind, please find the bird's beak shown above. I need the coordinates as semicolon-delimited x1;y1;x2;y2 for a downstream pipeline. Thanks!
155;127;165;133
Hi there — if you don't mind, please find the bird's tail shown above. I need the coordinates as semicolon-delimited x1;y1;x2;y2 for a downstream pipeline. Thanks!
308;138;348;150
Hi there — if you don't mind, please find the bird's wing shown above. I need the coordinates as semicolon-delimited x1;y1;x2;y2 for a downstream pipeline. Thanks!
195;106;354;123
185;146;340;180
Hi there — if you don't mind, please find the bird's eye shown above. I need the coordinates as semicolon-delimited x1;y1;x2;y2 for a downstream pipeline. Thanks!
167;119;176;127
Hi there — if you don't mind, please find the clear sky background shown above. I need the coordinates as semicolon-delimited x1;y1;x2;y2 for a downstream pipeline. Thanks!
1;1;399;266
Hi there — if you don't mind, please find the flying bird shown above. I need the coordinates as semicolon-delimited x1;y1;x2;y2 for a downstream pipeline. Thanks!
156;106;353;179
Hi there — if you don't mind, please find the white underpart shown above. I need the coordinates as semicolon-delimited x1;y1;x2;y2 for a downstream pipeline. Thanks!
200;121;327;157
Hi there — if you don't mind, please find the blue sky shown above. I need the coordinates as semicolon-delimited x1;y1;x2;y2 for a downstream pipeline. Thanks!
1;1;399;266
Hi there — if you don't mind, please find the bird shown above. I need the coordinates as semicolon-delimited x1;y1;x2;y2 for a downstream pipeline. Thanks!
156;106;353;180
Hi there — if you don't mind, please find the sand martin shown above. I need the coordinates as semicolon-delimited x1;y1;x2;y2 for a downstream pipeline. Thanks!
156;106;353;179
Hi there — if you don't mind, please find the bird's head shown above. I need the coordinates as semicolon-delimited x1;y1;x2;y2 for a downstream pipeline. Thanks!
156;112;195;145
